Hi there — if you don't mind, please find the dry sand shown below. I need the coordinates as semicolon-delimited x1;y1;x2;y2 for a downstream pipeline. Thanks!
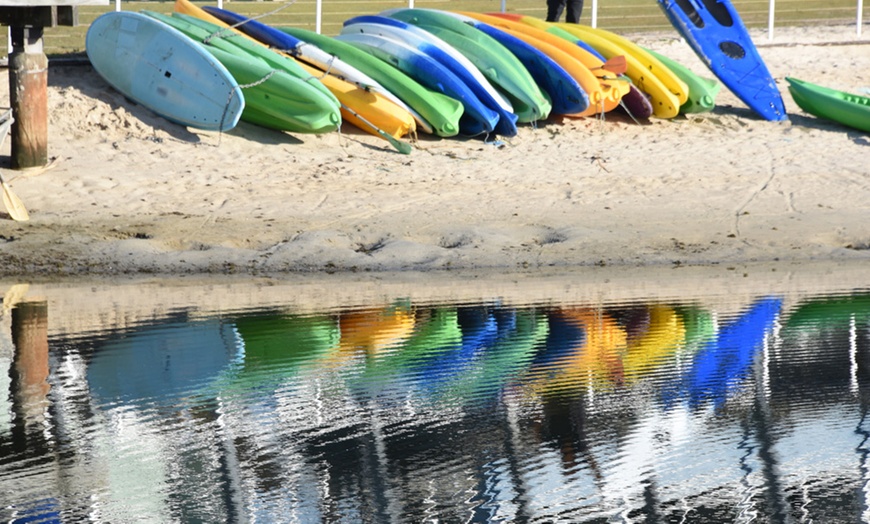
0;23;868;278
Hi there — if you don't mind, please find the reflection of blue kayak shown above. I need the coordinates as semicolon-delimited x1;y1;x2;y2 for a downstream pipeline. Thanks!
528;310;586;370
445;309;549;405
412;306;502;393
87;320;237;407
682;297;782;407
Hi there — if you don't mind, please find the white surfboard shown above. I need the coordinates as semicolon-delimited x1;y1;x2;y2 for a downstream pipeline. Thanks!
86;11;245;131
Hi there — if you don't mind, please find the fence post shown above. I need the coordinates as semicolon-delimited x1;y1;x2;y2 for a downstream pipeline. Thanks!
858;0;864;36
768;0;775;40
316;0;322;33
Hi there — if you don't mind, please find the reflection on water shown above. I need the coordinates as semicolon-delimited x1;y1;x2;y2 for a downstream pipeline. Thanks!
2;284;870;522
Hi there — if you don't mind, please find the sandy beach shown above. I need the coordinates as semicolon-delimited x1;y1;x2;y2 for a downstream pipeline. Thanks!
0;23;868;277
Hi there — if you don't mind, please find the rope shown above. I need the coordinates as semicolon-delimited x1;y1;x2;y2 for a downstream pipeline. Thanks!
238;70;277;89
202;0;299;44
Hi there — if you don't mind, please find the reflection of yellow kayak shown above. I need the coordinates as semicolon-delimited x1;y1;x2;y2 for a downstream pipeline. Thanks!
621;305;685;384
527;308;627;397
337;305;416;359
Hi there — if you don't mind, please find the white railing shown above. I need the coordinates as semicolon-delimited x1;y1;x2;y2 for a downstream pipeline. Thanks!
111;0;868;40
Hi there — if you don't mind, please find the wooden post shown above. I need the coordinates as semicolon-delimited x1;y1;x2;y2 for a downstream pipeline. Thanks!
8;25;48;169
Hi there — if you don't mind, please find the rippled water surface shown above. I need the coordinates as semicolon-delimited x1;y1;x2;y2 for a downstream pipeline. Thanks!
2;274;870;522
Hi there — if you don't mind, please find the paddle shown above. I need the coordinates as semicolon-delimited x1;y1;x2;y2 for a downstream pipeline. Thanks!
597;55;628;75
0;111;29;221
0;171;29;222
341;103;412;155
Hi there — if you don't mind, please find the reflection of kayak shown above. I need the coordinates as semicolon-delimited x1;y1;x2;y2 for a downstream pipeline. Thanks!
621;305;686;384
212;314;339;395
357;308;463;382
412;306;501;396
87;320;236;407
783;293;870;331
683;297;782;407
446;309;549;406
525;308;626;397
335;303;416;359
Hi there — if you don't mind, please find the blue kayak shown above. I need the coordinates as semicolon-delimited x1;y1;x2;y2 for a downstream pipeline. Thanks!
343;15;519;137
657;0;787;121
336;30;500;136
472;22;588;115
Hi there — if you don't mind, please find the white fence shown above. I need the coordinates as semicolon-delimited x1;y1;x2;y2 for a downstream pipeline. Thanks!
173;0;866;38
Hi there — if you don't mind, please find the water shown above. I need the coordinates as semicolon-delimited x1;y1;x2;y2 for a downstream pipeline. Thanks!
1;269;870;523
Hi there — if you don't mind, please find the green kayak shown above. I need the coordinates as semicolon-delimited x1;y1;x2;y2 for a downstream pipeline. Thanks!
787;77;870;133
167;12;339;105
644;48;721;114
279;26;463;137
144;11;341;133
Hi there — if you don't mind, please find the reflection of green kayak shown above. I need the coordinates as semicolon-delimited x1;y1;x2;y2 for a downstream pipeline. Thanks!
784;294;870;331
676;305;716;355
363;308;463;380
211;314;340;395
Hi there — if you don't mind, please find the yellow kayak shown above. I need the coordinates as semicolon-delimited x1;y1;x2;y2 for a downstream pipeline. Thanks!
571;24;689;106
552;22;683;118
456;13;620;116
461;12;630;116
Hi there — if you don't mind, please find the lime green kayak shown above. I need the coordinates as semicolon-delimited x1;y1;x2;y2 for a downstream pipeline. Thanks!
166;12;338;105
383;8;552;123
643;48;720;114
279;26;463;137
144;11;341;133
787;77;870;133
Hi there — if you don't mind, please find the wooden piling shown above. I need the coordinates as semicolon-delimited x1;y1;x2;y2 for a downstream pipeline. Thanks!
8;26;48;169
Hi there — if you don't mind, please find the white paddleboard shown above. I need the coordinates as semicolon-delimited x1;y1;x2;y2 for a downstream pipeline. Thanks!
86;11;245;131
